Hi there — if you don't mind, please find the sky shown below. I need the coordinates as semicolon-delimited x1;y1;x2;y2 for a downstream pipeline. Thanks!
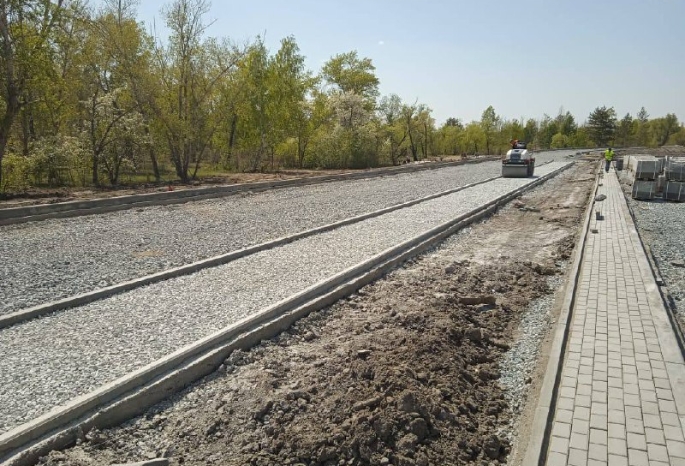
100;0;684;125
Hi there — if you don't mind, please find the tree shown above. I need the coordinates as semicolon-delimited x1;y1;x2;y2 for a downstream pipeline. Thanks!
558;111;577;136
463;121;485;154
551;132;570;149
649;113;679;147
480;106;499;155
615;113;634;147
377;94;408;165
635;106;650;146
587;106;617;146
444;117;462;128
538;114;558;149
321;51;379;103
0;0;65;187
523;119;538;146
151;0;240;182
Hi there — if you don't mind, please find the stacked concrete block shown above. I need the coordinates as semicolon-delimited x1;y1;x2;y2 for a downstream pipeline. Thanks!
634;157;660;181
664;181;685;202
665;157;685;182
632;180;657;200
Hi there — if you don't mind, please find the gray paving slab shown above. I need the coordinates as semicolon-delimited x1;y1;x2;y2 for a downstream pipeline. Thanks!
543;170;685;464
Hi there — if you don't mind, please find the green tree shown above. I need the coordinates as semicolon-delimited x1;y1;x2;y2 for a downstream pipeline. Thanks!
523;118;538;146
651;113;679;146
464;121;485;154
377;94;408;165
615;113;634;147
635;106;650;146
480;105;499;155
0;0;66;188
537;114;558;149
558;111;577;136
151;0;239;182
551;132;570;149
587;106;617;146
321;51;379;103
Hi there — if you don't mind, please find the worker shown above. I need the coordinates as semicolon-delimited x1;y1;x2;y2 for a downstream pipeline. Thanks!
604;147;615;172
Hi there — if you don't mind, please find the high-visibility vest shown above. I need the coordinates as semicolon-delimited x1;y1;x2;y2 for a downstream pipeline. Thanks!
604;149;614;161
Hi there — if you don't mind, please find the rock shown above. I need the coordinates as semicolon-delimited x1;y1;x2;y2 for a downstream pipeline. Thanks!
357;349;372;359
672;260;685;268
303;331;317;342
458;295;497;306
254;400;273;420
533;263;557;276
397;433;419;454
409;418;429;441
595;194;607;202
398;392;422;414
112;459;170;466
353;395;383;411
465;328;484;342
483;435;502;459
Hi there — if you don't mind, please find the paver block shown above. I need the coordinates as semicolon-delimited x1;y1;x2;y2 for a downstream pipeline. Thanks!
627;448;648;465
667;439;685;458
647;443;669;462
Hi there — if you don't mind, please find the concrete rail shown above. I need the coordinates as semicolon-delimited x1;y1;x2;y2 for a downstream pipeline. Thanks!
0;162;572;466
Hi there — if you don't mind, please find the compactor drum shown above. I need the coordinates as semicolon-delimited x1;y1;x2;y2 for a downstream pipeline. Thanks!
502;141;535;178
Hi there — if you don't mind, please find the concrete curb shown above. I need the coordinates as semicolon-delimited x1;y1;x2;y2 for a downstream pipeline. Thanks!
614;174;685;416
622;194;685;357
521;163;601;466
0;158;499;226
0;174;504;330
0;163;572;466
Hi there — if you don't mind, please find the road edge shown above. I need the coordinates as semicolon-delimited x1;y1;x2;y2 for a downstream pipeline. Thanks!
520;162;601;465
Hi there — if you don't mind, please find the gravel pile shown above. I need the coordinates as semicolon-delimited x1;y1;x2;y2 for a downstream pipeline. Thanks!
0;162;570;434
0;151;574;315
624;198;685;311
498;273;564;441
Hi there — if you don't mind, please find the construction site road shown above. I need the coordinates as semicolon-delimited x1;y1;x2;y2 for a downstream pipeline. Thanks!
0;151;576;316
0;161;572;441
30;159;597;466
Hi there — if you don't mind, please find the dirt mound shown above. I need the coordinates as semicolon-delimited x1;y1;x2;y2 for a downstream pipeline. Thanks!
40;260;554;466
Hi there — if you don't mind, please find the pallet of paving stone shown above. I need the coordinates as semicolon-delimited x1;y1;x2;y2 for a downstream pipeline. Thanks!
631;180;656;200
634;158;660;181
663;180;685;202
665;159;685;182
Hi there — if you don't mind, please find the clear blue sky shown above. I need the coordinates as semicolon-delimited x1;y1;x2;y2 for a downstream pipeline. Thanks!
105;0;684;125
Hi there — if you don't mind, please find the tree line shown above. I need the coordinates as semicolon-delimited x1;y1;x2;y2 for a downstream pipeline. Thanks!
1;0;683;191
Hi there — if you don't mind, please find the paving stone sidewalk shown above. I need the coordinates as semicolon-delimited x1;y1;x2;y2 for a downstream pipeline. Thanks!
545;170;685;466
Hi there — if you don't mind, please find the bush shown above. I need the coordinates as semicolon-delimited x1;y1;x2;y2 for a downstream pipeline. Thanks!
1;154;32;192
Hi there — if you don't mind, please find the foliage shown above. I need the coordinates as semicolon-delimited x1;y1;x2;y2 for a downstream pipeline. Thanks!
0;2;681;192
587;106;617;146
651;113;679;146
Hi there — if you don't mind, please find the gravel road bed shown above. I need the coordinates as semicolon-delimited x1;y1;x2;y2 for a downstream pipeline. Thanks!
0;162;570;434
0;152;574;315
624;196;685;312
